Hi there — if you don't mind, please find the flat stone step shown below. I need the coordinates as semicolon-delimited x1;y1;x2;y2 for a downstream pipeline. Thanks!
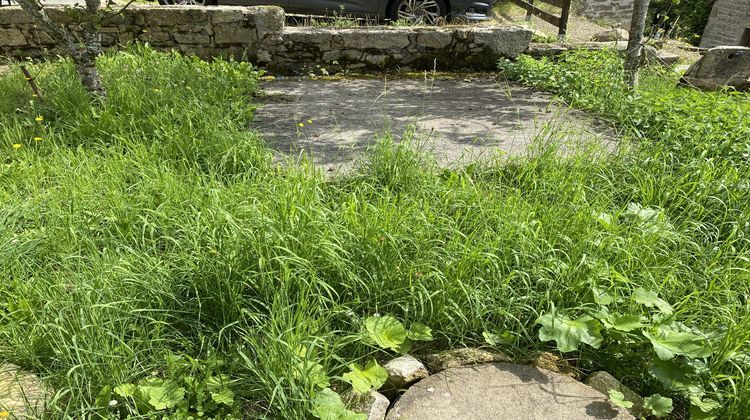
1;364;49;419
385;363;634;420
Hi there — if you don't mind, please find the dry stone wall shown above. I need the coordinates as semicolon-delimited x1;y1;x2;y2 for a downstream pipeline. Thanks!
701;0;750;48
0;5;531;74
578;0;634;28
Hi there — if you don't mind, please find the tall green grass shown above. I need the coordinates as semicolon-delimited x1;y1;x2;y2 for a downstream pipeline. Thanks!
0;46;748;418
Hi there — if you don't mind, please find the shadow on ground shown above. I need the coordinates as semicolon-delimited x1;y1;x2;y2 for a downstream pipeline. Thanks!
253;75;615;171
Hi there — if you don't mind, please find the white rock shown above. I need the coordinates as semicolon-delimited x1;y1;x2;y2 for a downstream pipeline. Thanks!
383;355;429;391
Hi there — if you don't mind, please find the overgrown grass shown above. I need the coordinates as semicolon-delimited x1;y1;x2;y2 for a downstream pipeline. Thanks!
0;47;748;418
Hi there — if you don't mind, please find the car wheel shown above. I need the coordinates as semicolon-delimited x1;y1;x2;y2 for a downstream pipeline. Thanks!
389;0;447;25
158;0;216;5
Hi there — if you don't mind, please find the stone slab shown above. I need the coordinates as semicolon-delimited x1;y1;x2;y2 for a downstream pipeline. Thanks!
0;364;49;419
254;76;615;172
385;363;634;420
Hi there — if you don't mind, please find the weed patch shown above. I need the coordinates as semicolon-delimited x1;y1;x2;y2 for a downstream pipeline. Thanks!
0;47;748;418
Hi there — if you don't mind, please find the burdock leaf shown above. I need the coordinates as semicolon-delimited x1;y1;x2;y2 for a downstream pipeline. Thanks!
342;359;388;394
312;388;366;420
643;327;713;360
609;390;633;409
633;288;674;314
407;323;433;341
644;394;673;417
364;315;407;351
537;310;603;353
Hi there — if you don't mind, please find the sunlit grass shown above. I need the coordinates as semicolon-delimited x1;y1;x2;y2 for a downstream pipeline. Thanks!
0;46;748;418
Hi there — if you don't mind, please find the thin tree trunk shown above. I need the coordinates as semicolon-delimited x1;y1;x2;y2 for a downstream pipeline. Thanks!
625;0;651;87
15;0;105;97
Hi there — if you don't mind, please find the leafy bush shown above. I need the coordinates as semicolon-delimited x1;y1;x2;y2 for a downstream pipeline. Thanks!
499;49;750;418
648;0;712;45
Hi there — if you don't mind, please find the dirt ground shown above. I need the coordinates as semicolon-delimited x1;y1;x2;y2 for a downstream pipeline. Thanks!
495;5;701;65
253;75;615;172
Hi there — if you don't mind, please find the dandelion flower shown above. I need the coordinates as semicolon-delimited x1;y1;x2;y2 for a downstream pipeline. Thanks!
307;119;313;124
34;137;42;141
0;411;9;418
298;123;305;127
35;116;44;122
12;144;22;149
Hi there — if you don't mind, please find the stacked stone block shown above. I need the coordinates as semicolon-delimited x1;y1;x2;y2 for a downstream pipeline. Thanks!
701;0;750;48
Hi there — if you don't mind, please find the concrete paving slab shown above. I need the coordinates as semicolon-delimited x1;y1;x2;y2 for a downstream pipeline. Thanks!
253;75;615;171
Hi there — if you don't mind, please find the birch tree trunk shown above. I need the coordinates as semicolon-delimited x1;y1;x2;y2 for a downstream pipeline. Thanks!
15;0;105;97
625;0;651;87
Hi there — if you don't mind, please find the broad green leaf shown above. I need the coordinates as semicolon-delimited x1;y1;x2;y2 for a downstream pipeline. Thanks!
312;388;366;420
605;314;644;332
690;404;718;420
643;327;713;360
296;361;330;390
483;331;515;346
205;374;231;390
608;390;633;409
342;359;388;394
644;394;673;417
364;315;407;351
689;395;720;414
114;383;136;398
407;323;433;341
537;310;602;353
649;359;704;394
137;378;186;411
633;288;673;314
211;388;235;406
396;338;413;354
592;286;614;306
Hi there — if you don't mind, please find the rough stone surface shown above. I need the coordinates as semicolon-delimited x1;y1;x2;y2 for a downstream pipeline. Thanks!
585;371;645;418
383;355;429;392
0;364;49;419
681;46;750;90
344;390;390;420
701;0;750;48
421;348;511;373
0;5;531;74
255;76;615;172
579;0;635;28
644;47;680;66
592;28;629;42
385;363;634;420
532;351;580;379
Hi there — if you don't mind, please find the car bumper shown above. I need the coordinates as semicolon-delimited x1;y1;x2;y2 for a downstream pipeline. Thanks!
453;1;492;21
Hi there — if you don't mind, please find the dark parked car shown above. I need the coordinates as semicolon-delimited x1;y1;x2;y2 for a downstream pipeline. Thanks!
157;0;493;25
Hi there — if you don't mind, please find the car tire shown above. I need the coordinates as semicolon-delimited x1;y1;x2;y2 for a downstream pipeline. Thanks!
389;0;448;25
158;0;216;5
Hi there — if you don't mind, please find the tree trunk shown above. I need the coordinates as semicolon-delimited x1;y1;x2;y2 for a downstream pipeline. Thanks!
15;0;106;98
625;0;651;87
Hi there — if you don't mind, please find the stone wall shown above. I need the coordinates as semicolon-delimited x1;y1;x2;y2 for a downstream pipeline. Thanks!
578;0;634;28
261;26;532;73
0;5;531;73
701;0;750;48
0;5;284;61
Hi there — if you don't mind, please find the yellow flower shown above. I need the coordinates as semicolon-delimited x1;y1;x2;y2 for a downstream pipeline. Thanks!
297;123;305;127
0;410;9;418
12;143;22;149
34;137;43;141
307;119;313;124
35;116;44;122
